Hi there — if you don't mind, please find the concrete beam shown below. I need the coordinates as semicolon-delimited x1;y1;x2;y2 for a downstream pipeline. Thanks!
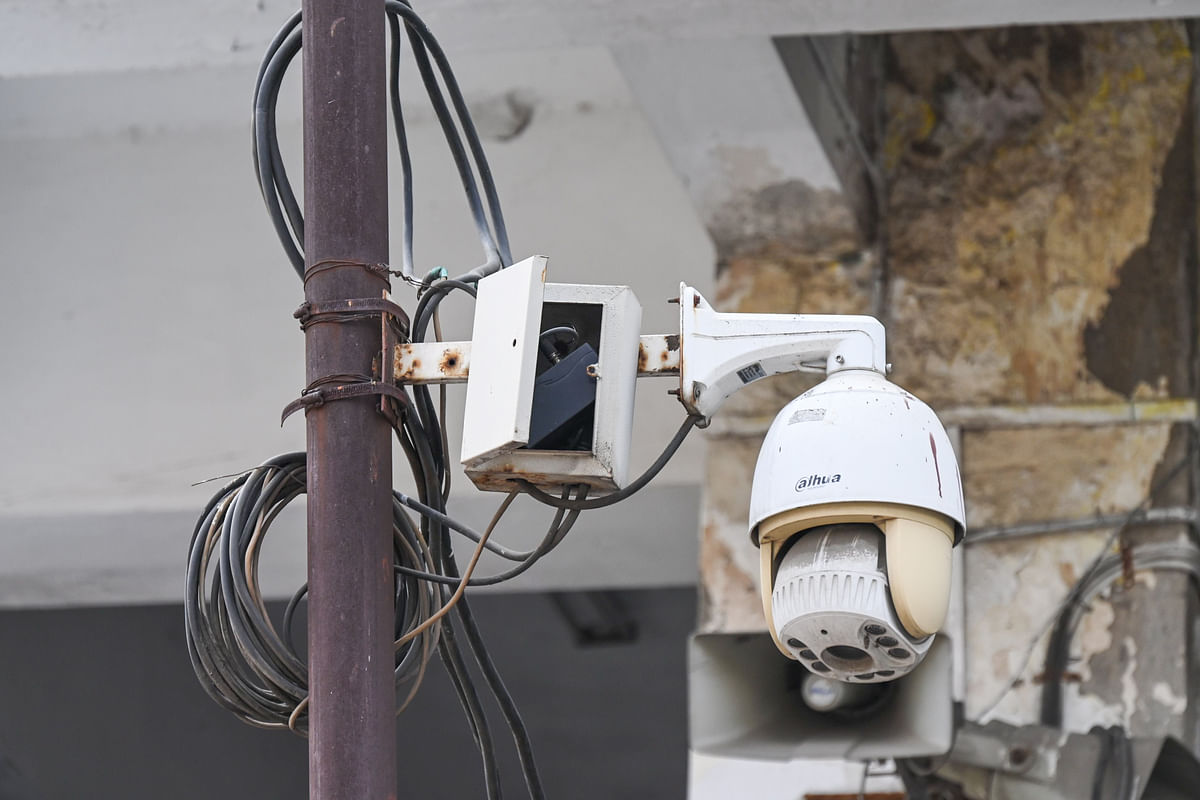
7;0;1200;77
0;484;701;609
611;37;842;250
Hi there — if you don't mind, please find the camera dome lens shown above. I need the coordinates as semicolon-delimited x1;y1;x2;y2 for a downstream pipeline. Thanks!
820;645;873;673
825;645;868;661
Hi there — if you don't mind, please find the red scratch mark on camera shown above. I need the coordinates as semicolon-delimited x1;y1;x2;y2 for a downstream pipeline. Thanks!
929;433;943;498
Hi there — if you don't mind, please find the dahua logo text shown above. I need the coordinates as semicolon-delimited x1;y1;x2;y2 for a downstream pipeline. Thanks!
794;474;841;491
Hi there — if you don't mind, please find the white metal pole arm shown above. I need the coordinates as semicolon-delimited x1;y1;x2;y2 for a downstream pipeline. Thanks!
676;283;887;420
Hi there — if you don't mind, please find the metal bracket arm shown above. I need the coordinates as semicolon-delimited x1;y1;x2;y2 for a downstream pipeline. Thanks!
391;283;887;426
636;334;681;377
677;283;887;419
395;334;684;385
394;341;472;384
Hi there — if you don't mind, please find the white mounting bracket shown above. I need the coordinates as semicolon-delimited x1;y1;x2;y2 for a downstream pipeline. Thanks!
676;283;887;420
393;282;888;422
390;275;889;493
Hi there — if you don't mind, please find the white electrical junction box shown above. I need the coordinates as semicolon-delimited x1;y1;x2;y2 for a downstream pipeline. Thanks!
460;258;642;494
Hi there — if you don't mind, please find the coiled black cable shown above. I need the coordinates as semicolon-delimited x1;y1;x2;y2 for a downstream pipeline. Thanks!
184;452;444;734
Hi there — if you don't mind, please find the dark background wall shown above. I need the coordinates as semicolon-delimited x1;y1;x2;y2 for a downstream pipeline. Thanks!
0;588;693;799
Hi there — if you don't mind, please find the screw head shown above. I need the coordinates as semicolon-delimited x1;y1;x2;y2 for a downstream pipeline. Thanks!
1008;746;1033;769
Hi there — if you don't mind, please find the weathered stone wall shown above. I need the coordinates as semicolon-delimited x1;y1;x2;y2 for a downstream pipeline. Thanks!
885;22;1193;407
699;20;1198;739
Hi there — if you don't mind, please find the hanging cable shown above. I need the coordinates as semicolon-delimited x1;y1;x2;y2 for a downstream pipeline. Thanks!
251;1;511;282
245;9;529;786
516;414;702;511
206;4;698;798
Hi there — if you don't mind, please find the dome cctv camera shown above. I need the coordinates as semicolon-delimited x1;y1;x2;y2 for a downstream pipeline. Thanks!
670;284;964;685
749;370;965;684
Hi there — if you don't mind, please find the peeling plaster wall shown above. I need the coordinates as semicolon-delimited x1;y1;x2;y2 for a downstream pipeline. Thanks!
698;19;1199;742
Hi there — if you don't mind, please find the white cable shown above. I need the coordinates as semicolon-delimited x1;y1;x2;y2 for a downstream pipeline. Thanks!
975;540;1200;723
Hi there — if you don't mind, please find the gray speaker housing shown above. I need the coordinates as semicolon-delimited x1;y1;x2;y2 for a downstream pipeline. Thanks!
688;631;954;761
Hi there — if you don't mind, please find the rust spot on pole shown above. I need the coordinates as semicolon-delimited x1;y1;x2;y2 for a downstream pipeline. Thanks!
1119;535;1136;588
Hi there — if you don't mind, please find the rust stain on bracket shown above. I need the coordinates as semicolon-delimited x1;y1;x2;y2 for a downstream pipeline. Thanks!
398;335;681;384
637;334;681;377
394;342;471;384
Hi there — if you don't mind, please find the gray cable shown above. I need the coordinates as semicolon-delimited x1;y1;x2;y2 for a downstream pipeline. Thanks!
517;415;702;510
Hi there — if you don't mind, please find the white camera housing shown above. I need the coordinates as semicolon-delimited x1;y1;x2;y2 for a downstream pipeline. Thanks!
670;284;964;683
750;369;965;680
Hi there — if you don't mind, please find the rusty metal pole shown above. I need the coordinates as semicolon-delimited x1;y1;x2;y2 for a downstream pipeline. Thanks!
302;0;396;798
